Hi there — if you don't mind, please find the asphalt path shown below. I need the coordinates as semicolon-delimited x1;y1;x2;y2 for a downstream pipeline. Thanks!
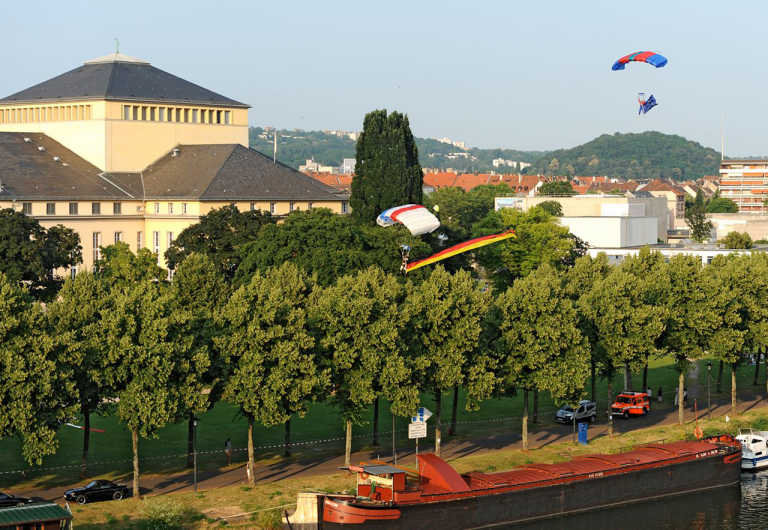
12;389;767;504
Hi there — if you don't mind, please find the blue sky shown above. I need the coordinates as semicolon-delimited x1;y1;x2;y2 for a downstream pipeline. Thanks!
1;1;766;155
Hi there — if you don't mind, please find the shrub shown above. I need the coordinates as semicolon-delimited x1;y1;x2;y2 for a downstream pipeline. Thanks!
139;499;183;530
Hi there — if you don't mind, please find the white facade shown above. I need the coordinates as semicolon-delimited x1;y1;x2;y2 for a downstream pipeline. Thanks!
561;216;659;248
587;246;763;266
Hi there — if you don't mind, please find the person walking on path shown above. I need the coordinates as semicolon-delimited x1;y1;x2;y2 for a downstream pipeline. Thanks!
657;386;662;403
684;388;688;407
225;438;232;466
674;387;679;406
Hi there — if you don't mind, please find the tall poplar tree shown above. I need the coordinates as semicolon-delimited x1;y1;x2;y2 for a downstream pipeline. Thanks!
351;110;423;224
217;263;324;483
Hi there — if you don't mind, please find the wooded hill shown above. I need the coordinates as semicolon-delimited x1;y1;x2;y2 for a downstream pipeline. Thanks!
249;127;546;173
524;131;721;181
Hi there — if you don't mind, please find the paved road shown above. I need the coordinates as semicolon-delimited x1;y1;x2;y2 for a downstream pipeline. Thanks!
13;389;767;503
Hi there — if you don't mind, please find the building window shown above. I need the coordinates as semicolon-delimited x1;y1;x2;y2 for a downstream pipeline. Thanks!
168;203;174;214
114;231;123;243
182;203;187;214
270;202;276;214
216;110;222;124
132;106;138;120
69;202;78;215
150;107;156;121
113;202;122;214
167;232;174;248
290;202;295;212
22;202;32;214
153;231;160;254
250;202;256;211
154;202;160;214
342;201;348;214
141;107;147;121
93;232;102;262
176;108;182;122
46;202;56;215
308;202;313;210
224;111;231;124
70;267;77;280
137;231;143;250
92;202;101;215
192;109;198;122
159;108;165;121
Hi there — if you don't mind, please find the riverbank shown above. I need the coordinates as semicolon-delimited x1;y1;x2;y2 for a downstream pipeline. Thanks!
68;406;768;530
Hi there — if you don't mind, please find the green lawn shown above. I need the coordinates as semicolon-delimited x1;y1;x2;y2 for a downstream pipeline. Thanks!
0;355;763;489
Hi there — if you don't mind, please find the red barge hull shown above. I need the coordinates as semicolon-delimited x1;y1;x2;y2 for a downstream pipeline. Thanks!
285;435;742;530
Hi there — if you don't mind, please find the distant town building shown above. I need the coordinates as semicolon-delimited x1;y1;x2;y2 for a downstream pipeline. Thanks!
636;179;687;229
492;158;530;170
719;159;768;213
299;158;338;174
341;158;356;174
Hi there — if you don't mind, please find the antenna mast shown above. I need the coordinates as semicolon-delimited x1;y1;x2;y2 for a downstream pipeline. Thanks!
273;132;278;163
115;38;120;54
721;112;725;160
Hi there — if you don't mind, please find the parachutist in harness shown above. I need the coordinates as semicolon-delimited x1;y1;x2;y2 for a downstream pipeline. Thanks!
400;245;411;274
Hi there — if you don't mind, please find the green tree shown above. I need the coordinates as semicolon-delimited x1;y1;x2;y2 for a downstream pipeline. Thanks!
101;282;209;498
0;273;77;465
707;197;739;213
538;181;575;196
94;242;164;287
236;209;431;285
580;266;665;436
489;265;589;449
170;254;230;467
720;231;753;249
0;209;82;299
217;263;324;483
404;267;489;456
165;205;273;279
47;272;113;478
473;208;576;291
685;188;713;243
351;110;423;224
310;267;415;465
536;200;563;217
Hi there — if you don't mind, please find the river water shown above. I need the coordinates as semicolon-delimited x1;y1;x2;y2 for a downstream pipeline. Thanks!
510;473;768;530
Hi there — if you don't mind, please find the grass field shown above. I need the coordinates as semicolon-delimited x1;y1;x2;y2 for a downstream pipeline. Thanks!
67;406;768;530
0;356;763;489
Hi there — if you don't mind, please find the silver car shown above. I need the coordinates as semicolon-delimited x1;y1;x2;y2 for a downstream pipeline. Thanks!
555;400;597;424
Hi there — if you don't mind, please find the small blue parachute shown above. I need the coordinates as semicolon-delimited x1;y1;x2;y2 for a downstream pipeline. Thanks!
638;94;658;115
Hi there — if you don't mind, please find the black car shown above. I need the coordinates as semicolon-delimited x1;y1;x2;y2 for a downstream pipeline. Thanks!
63;480;129;504
0;491;32;508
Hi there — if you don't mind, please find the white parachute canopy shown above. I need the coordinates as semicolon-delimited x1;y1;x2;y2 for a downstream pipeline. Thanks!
377;204;440;236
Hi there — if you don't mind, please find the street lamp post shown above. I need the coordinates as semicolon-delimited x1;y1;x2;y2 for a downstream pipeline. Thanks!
193;417;199;494
707;362;712;421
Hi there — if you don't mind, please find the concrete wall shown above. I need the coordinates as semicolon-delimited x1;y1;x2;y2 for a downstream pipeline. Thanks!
560;216;659;248
517;195;668;242
709;213;768;242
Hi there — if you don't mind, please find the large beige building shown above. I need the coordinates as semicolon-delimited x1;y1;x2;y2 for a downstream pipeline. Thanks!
0;53;347;272
719;159;768;213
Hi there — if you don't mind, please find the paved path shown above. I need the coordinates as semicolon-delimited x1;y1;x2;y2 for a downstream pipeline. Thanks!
13;389;767;503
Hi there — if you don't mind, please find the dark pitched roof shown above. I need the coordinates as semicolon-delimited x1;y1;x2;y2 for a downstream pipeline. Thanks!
0;132;136;200
1;54;248;108
112;145;344;202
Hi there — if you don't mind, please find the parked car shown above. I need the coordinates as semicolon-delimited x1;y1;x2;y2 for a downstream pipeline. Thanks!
0;491;32;508
63;480;129;505
555;400;597;424
611;391;650;419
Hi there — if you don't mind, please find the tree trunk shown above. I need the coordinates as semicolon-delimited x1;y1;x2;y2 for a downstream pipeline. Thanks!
533;389;539;424
435;389;442;458
132;429;140;499
186;413;194;468
754;351;761;386
607;378;614;438
79;407;90;480
284;418;291;457
623;363;633;391
372;397;380;446
450;385;459;435
677;372;685;426
717;360;724;393
345;421;352;467
247;416;255;486
642;361;649;392
731;365;737;417
522;389;529;451
590;359;596;403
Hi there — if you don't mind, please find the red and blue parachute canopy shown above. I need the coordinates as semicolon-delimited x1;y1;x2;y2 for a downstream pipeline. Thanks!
612;51;667;71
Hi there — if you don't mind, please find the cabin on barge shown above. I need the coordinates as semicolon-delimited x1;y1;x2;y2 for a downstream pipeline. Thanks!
283;435;741;530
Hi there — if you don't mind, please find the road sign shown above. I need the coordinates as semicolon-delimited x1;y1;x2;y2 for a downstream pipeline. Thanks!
412;407;432;424
408;421;427;439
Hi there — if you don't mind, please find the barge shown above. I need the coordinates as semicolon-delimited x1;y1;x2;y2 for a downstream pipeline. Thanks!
283;434;741;530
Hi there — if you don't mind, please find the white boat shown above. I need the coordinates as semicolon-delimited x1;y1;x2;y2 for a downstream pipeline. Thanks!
736;429;768;471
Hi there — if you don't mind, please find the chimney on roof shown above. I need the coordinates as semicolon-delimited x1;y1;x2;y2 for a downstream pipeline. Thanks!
172;148;180;157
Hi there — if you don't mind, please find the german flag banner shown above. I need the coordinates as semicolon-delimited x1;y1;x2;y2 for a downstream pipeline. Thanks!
406;230;516;273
